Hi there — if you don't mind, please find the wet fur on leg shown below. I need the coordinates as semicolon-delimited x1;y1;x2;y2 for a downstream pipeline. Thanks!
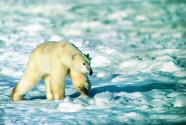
78;86;89;96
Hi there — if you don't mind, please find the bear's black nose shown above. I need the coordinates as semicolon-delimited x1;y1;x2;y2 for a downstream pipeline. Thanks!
90;70;93;75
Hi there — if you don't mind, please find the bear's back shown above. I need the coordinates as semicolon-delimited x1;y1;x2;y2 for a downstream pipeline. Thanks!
29;41;83;62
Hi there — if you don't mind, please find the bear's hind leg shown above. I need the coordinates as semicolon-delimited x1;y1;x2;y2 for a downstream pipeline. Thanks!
12;68;40;101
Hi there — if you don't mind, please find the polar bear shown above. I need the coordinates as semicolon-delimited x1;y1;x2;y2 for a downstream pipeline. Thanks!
12;41;93;101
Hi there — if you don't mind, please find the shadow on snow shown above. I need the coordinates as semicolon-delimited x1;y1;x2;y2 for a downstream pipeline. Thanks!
71;82;183;98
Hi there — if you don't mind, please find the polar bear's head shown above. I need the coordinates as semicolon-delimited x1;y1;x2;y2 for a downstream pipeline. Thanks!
71;53;93;75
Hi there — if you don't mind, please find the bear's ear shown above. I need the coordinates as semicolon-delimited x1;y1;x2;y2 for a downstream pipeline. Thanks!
84;53;89;58
71;54;76;59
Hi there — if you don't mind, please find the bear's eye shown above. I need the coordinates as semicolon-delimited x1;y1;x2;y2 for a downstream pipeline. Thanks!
83;63;86;65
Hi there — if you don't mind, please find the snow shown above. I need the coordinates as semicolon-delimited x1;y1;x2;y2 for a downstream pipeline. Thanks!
0;0;186;124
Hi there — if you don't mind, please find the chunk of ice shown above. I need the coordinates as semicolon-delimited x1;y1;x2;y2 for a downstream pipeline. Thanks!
94;91;113;105
174;94;186;107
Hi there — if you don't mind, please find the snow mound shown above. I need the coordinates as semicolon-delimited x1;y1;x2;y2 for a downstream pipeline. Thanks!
58;102;83;112
167;92;182;98
174;94;186;107
94;91;113;106
96;71;112;78
91;56;111;67
160;62;180;72
125;112;147;121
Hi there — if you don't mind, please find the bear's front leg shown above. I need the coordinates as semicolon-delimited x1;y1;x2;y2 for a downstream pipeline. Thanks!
69;69;91;97
12;68;41;101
